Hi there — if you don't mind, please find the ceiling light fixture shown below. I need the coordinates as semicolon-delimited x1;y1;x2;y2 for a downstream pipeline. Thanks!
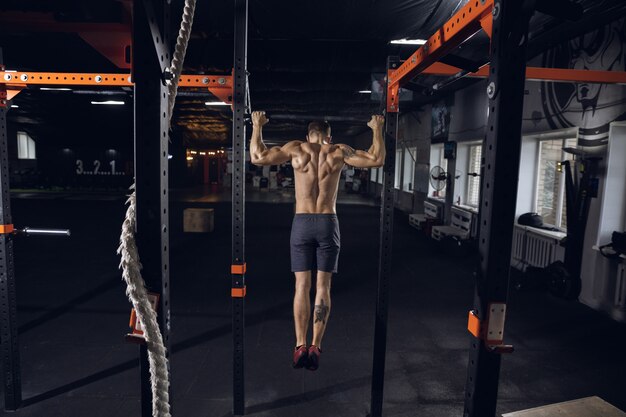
390;39;427;45
10;105;18;108
359;90;372;94
40;87;72;91
205;101;230;106
91;100;125;105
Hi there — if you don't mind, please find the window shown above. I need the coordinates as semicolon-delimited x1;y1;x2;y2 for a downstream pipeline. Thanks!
17;131;36;159
402;147;416;192
535;137;577;228
466;144;482;207
370;167;382;184
394;148;402;189
370;167;377;182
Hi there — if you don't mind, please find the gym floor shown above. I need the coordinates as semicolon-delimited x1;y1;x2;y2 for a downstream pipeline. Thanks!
2;192;625;417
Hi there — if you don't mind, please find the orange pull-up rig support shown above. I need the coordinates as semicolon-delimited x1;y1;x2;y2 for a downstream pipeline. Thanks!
0;70;234;107
385;0;626;113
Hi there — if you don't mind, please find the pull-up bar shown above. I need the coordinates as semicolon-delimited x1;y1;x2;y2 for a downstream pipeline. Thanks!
0;71;233;104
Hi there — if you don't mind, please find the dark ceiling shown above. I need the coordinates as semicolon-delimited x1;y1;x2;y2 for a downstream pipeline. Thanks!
2;0;626;149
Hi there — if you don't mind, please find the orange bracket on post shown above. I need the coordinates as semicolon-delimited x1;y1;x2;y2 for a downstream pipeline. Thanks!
467;304;514;354
125;292;160;345
231;262;247;298
386;72;400;113
231;286;247;298
231;263;247;275
467;310;482;338
0;224;15;234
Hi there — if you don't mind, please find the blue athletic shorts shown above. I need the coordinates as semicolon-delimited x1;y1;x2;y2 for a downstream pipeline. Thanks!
290;214;341;273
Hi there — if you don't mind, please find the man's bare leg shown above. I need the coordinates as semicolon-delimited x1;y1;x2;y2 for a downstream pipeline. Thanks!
293;271;312;347
311;271;332;348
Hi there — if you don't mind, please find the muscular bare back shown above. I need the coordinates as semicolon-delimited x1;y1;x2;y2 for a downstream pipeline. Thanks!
249;111;386;212
289;142;346;214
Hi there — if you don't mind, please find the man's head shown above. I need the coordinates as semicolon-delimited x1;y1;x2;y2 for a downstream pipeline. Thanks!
307;121;332;144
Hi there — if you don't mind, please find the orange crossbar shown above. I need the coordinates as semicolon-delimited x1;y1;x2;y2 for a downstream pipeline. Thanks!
231;286;247;298
0;71;232;88
0;71;233;104
388;0;494;90
0;224;15;234
388;0;626;111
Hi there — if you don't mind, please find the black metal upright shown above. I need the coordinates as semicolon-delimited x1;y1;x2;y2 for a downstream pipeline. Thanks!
369;56;399;417
463;1;534;416
0;48;22;412
132;2;171;417
231;0;248;415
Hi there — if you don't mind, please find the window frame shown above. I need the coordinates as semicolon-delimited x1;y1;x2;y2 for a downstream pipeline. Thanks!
17;131;37;160
533;132;578;230
465;140;483;208
402;146;416;192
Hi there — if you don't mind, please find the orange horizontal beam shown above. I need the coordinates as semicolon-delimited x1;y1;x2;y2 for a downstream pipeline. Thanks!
1;72;133;86
421;63;626;84
179;75;233;89
388;0;494;90
0;71;232;89
524;67;626;84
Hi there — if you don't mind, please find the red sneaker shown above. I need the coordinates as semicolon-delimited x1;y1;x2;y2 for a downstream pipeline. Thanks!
306;345;321;371
293;345;308;369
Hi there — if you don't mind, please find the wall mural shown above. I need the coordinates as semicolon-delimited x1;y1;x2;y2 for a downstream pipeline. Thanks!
540;18;626;146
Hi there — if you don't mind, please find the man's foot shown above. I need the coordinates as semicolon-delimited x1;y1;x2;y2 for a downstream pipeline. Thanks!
306;345;321;371
293;345;308;369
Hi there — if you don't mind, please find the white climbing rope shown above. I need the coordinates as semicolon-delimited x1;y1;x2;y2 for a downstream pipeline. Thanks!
118;1;197;416
118;187;171;417
168;0;197;120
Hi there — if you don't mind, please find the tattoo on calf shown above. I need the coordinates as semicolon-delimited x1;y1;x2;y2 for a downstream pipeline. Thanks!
314;299;329;324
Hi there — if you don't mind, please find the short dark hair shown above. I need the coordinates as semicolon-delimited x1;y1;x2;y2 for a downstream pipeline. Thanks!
307;121;331;136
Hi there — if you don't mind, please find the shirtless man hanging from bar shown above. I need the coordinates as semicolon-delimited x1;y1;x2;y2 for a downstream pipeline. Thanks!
250;111;385;371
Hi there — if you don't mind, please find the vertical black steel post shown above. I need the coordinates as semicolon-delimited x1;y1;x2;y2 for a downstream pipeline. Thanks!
463;1;533;416
0;48;22;412
132;2;171;417
369;56;399;417
232;0;248;415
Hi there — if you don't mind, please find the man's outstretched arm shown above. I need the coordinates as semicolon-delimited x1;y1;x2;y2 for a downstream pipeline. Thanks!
340;115;386;168
250;111;299;166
